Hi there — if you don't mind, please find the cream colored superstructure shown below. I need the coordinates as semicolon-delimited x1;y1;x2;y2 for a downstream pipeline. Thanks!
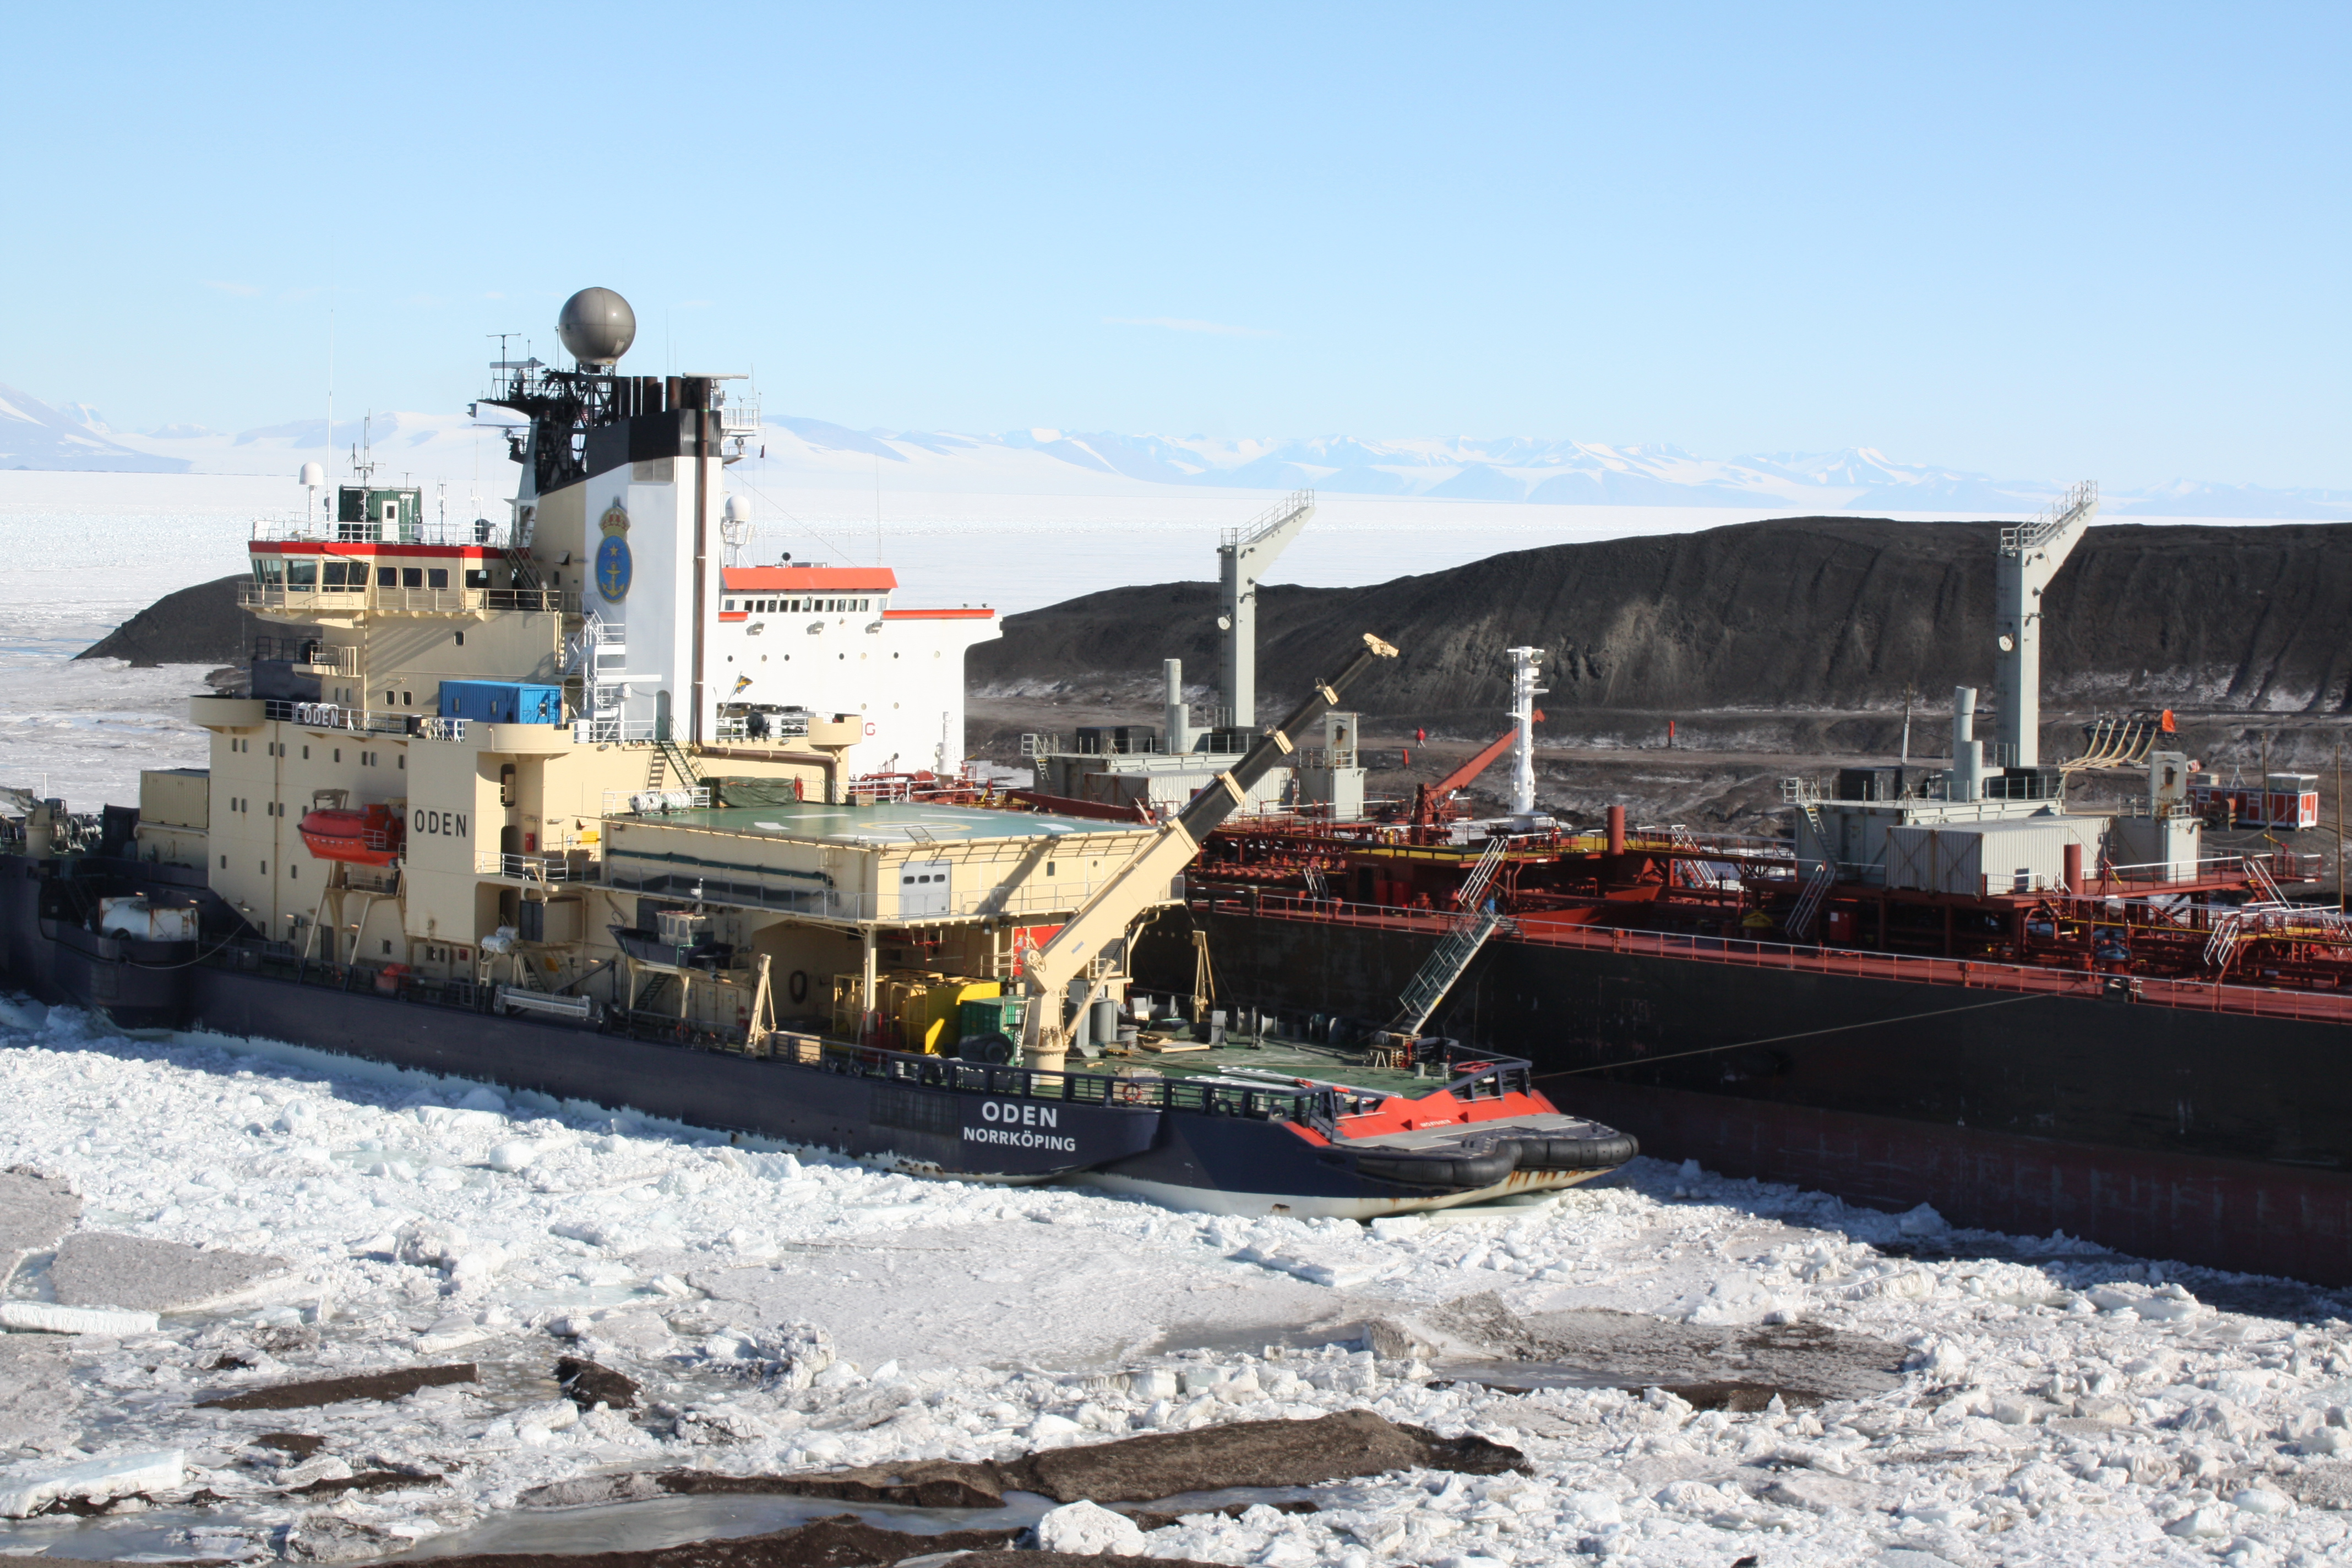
180;465;1152;1041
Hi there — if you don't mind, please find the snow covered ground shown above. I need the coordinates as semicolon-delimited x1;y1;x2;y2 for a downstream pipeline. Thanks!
4;1005;2352;1567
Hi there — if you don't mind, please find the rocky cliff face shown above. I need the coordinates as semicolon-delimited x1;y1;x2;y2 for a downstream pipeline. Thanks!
970;518;2352;728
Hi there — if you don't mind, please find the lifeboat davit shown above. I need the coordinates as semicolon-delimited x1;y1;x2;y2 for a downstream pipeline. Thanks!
298;804;403;866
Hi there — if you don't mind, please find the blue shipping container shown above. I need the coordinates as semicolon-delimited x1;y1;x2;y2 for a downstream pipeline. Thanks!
438;680;563;725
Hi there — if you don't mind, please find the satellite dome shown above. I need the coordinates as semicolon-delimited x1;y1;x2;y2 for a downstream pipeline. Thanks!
557;287;636;368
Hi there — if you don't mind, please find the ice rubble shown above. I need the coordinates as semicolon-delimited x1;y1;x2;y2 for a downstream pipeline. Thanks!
0;1006;2349;1566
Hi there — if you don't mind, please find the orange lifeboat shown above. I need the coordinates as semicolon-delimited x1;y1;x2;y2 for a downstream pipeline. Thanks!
298;804;403;866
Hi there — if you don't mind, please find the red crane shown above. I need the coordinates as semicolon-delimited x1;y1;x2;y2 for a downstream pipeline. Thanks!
1407;711;1542;838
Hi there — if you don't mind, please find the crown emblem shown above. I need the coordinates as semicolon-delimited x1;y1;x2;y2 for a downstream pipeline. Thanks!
600;501;630;536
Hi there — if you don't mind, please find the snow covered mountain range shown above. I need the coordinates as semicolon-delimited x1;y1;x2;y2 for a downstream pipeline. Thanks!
5;379;2345;518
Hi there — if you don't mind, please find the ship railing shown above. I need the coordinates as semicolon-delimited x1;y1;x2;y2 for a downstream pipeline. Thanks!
1999;480;2098;555
412;716;468;742
238;583;577;616
250;518;515;548
762;1033;1342;1125
575;716;661;743
1221;489;1316;549
475;850;598;883
715;713;812;742
265;699;416;735
2099;853;2315;889
717;393;761;439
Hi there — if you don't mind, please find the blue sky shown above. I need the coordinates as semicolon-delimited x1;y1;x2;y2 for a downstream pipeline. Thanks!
4;3;2346;488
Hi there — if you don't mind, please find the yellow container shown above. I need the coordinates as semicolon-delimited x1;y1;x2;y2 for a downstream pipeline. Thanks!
908;978;1001;1054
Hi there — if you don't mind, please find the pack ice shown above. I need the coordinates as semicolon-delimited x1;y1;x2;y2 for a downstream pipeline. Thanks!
4;1009;2352;1567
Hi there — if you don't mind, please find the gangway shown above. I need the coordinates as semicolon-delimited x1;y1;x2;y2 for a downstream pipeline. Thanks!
1385;837;1512;1039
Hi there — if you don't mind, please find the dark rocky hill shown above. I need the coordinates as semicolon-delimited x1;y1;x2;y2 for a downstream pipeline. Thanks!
78;574;265;667
969;517;2352;728
78;520;2352;729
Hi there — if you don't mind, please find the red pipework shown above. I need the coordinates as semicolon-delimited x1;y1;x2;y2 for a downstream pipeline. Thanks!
1606;804;1626;857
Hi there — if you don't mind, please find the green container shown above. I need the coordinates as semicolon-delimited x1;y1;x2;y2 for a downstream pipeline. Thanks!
959;996;1026;1040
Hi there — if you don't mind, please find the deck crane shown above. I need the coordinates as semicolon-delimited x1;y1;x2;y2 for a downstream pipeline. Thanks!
1406;710;1544;838
1017;633;1398;1071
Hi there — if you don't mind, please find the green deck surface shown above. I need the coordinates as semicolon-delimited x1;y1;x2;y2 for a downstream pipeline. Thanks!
1095;1033;1442;1099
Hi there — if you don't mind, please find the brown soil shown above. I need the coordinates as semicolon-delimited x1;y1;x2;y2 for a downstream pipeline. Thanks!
287;1469;443;1496
580;1409;1522;1515
197;1363;478;1411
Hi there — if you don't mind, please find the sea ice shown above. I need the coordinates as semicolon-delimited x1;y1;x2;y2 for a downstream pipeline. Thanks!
1034;1497;1146;1555
8;1018;2352;1568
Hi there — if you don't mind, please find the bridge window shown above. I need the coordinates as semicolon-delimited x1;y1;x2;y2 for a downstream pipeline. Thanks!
427;568;449;590
377;566;396;586
287;559;317;589
402;568;423;588
465;568;489;589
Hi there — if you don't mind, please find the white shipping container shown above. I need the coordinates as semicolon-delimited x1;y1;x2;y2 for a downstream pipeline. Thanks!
1884;817;2101;896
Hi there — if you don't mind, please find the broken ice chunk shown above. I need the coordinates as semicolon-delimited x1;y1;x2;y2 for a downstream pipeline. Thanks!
0;1449;184;1518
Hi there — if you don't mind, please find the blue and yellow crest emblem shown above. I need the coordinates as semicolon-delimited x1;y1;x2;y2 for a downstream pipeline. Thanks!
595;502;632;603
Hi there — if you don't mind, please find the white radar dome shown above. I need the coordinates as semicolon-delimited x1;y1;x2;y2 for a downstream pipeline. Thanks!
298;461;324;487
723;494;753;524
557;287;636;369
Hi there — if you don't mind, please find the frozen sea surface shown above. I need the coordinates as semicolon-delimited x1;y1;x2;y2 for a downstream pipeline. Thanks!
3;1009;2352;1566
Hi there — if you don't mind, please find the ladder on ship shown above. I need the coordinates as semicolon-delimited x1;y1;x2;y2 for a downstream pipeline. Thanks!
646;738;701;792
1668;824;1727;890
1386;837;1512;1038
1786;860;1836;941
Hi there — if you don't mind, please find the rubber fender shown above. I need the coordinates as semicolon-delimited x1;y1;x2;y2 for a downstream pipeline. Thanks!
1511;1133;1641;1171
1348;1150;1520;1191
787;968;809;1004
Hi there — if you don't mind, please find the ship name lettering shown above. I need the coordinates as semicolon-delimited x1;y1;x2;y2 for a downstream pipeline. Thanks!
412;808;471;838
978;1099;1057;1129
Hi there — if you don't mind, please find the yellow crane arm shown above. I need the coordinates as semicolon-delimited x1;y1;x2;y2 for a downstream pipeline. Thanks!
1019;633;1398;1069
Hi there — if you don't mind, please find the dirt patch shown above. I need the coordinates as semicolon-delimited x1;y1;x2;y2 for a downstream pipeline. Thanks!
543;1410;1521;1515
288;1469;443;1497
383;1515;1020;1568
925;1558;1226;1568
1657;1381;1824;1412
254;1433;326;1457
1011;1409;1523;1502
0;1168;80;1281
656;1461;1005;1510
52;1231;289;1313
1418;1294;1904;1406
197;1363;478;1411
2284;1460;2352;1510
556;1355;641;1412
